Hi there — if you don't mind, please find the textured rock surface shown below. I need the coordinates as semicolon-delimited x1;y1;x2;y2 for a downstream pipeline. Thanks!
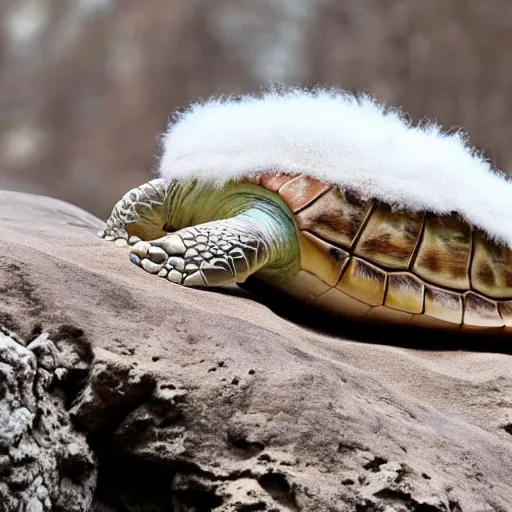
0;327;96;512
2;189;512;511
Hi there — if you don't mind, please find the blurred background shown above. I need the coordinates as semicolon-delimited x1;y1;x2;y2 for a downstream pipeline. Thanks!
1;0;512;219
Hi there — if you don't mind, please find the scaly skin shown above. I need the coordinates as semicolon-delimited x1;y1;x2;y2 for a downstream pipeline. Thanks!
98;179;300;286
97;179;169;244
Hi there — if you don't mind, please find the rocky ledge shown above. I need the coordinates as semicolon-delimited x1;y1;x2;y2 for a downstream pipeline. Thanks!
1;189;512;512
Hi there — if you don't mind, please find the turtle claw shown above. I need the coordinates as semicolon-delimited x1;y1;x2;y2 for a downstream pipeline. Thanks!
129;253;141;266
98;225;130;245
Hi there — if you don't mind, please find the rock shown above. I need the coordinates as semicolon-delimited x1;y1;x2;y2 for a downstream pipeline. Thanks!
0;327;96;512
2;189;512;511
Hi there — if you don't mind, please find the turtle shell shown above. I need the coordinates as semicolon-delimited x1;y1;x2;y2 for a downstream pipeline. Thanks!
246;173;512;332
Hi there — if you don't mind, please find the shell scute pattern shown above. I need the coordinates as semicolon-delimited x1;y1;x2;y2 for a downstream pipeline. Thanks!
385;273;424;314
413;213;472;290
296;188;373;248
423;285;463;325
299;231;348;287
251;173;292;191
337;258;387;307
252;173;512;331
463;292;503;328
471;231;512;298
353;204;423;269
278;175;330;212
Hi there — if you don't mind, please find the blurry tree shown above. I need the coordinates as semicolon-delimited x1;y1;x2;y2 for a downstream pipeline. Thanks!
1;0;511;218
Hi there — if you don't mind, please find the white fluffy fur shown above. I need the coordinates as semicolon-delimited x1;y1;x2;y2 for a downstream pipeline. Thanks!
158;87;512;248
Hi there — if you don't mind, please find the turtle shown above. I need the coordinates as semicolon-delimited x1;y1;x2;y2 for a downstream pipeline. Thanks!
98;87;512;333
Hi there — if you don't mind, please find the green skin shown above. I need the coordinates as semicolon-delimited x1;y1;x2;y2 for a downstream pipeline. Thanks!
98;178;300;287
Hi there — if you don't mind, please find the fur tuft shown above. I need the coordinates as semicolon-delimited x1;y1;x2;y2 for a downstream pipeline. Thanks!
158;85;512;247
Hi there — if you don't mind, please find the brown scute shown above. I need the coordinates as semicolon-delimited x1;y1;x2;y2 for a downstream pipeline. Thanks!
354;204;423;270
476;263;496;288
417;249;468;281
423;285;463;325
463;292;504;328
299;231;349;287
302;210;344;233
385;273;424;314
259;173;294;191
359;233;410;261
471;230;512;299
337;257;386;307
277;175;330;212
413;213;471;290
296;188;373;249
419;250;444;274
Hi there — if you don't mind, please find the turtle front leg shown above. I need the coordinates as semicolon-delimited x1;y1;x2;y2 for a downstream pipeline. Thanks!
129;207;300;288
98;178;169;246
